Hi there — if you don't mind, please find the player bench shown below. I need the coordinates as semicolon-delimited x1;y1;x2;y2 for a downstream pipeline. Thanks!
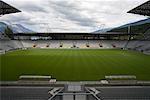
105;75;137;84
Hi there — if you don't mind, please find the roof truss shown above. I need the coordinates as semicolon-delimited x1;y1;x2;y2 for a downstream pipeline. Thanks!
128;1;150;16
0;0;21;15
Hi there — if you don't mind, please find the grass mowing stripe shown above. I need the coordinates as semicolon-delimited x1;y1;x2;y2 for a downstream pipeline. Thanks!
0;49;150;81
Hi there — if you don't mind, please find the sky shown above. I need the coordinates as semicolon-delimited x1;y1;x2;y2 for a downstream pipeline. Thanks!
0;0;149;32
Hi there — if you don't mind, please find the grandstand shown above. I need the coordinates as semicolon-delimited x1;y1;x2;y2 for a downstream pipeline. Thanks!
1;37;150;54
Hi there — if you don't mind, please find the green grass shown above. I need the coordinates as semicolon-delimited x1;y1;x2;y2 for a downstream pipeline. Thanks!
0;49;150;81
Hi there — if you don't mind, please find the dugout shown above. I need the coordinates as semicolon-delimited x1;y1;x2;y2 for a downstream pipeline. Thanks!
105;75;137;84
19;75;51;83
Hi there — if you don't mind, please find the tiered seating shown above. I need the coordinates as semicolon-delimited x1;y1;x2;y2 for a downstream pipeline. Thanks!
99;43;103;48
112;40;127;48
89;41;99;48
61;41;72;48
0;40;23;51
126;41;138;49
49;41;59;48
1;40;149;54
136;41;150;53
76;40;87;48
21;40;35;48
144;28;150;40
100;40;112;48
126;40;150;54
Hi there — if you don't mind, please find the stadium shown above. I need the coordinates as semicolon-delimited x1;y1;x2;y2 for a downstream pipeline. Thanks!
0;0;150;100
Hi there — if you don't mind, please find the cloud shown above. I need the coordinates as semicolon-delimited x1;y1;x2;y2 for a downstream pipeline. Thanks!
48;0;98;27
0;0;148;32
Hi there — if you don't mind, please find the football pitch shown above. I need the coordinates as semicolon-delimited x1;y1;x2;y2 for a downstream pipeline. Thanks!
0;49;150;81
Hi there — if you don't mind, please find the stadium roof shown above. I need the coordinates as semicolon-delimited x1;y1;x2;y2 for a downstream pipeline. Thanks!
108;18;150;34
0;0;21;15
14;32;138;38
128;1;150;16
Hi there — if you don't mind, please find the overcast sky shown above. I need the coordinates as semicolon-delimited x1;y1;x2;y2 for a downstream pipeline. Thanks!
0;0;149;32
